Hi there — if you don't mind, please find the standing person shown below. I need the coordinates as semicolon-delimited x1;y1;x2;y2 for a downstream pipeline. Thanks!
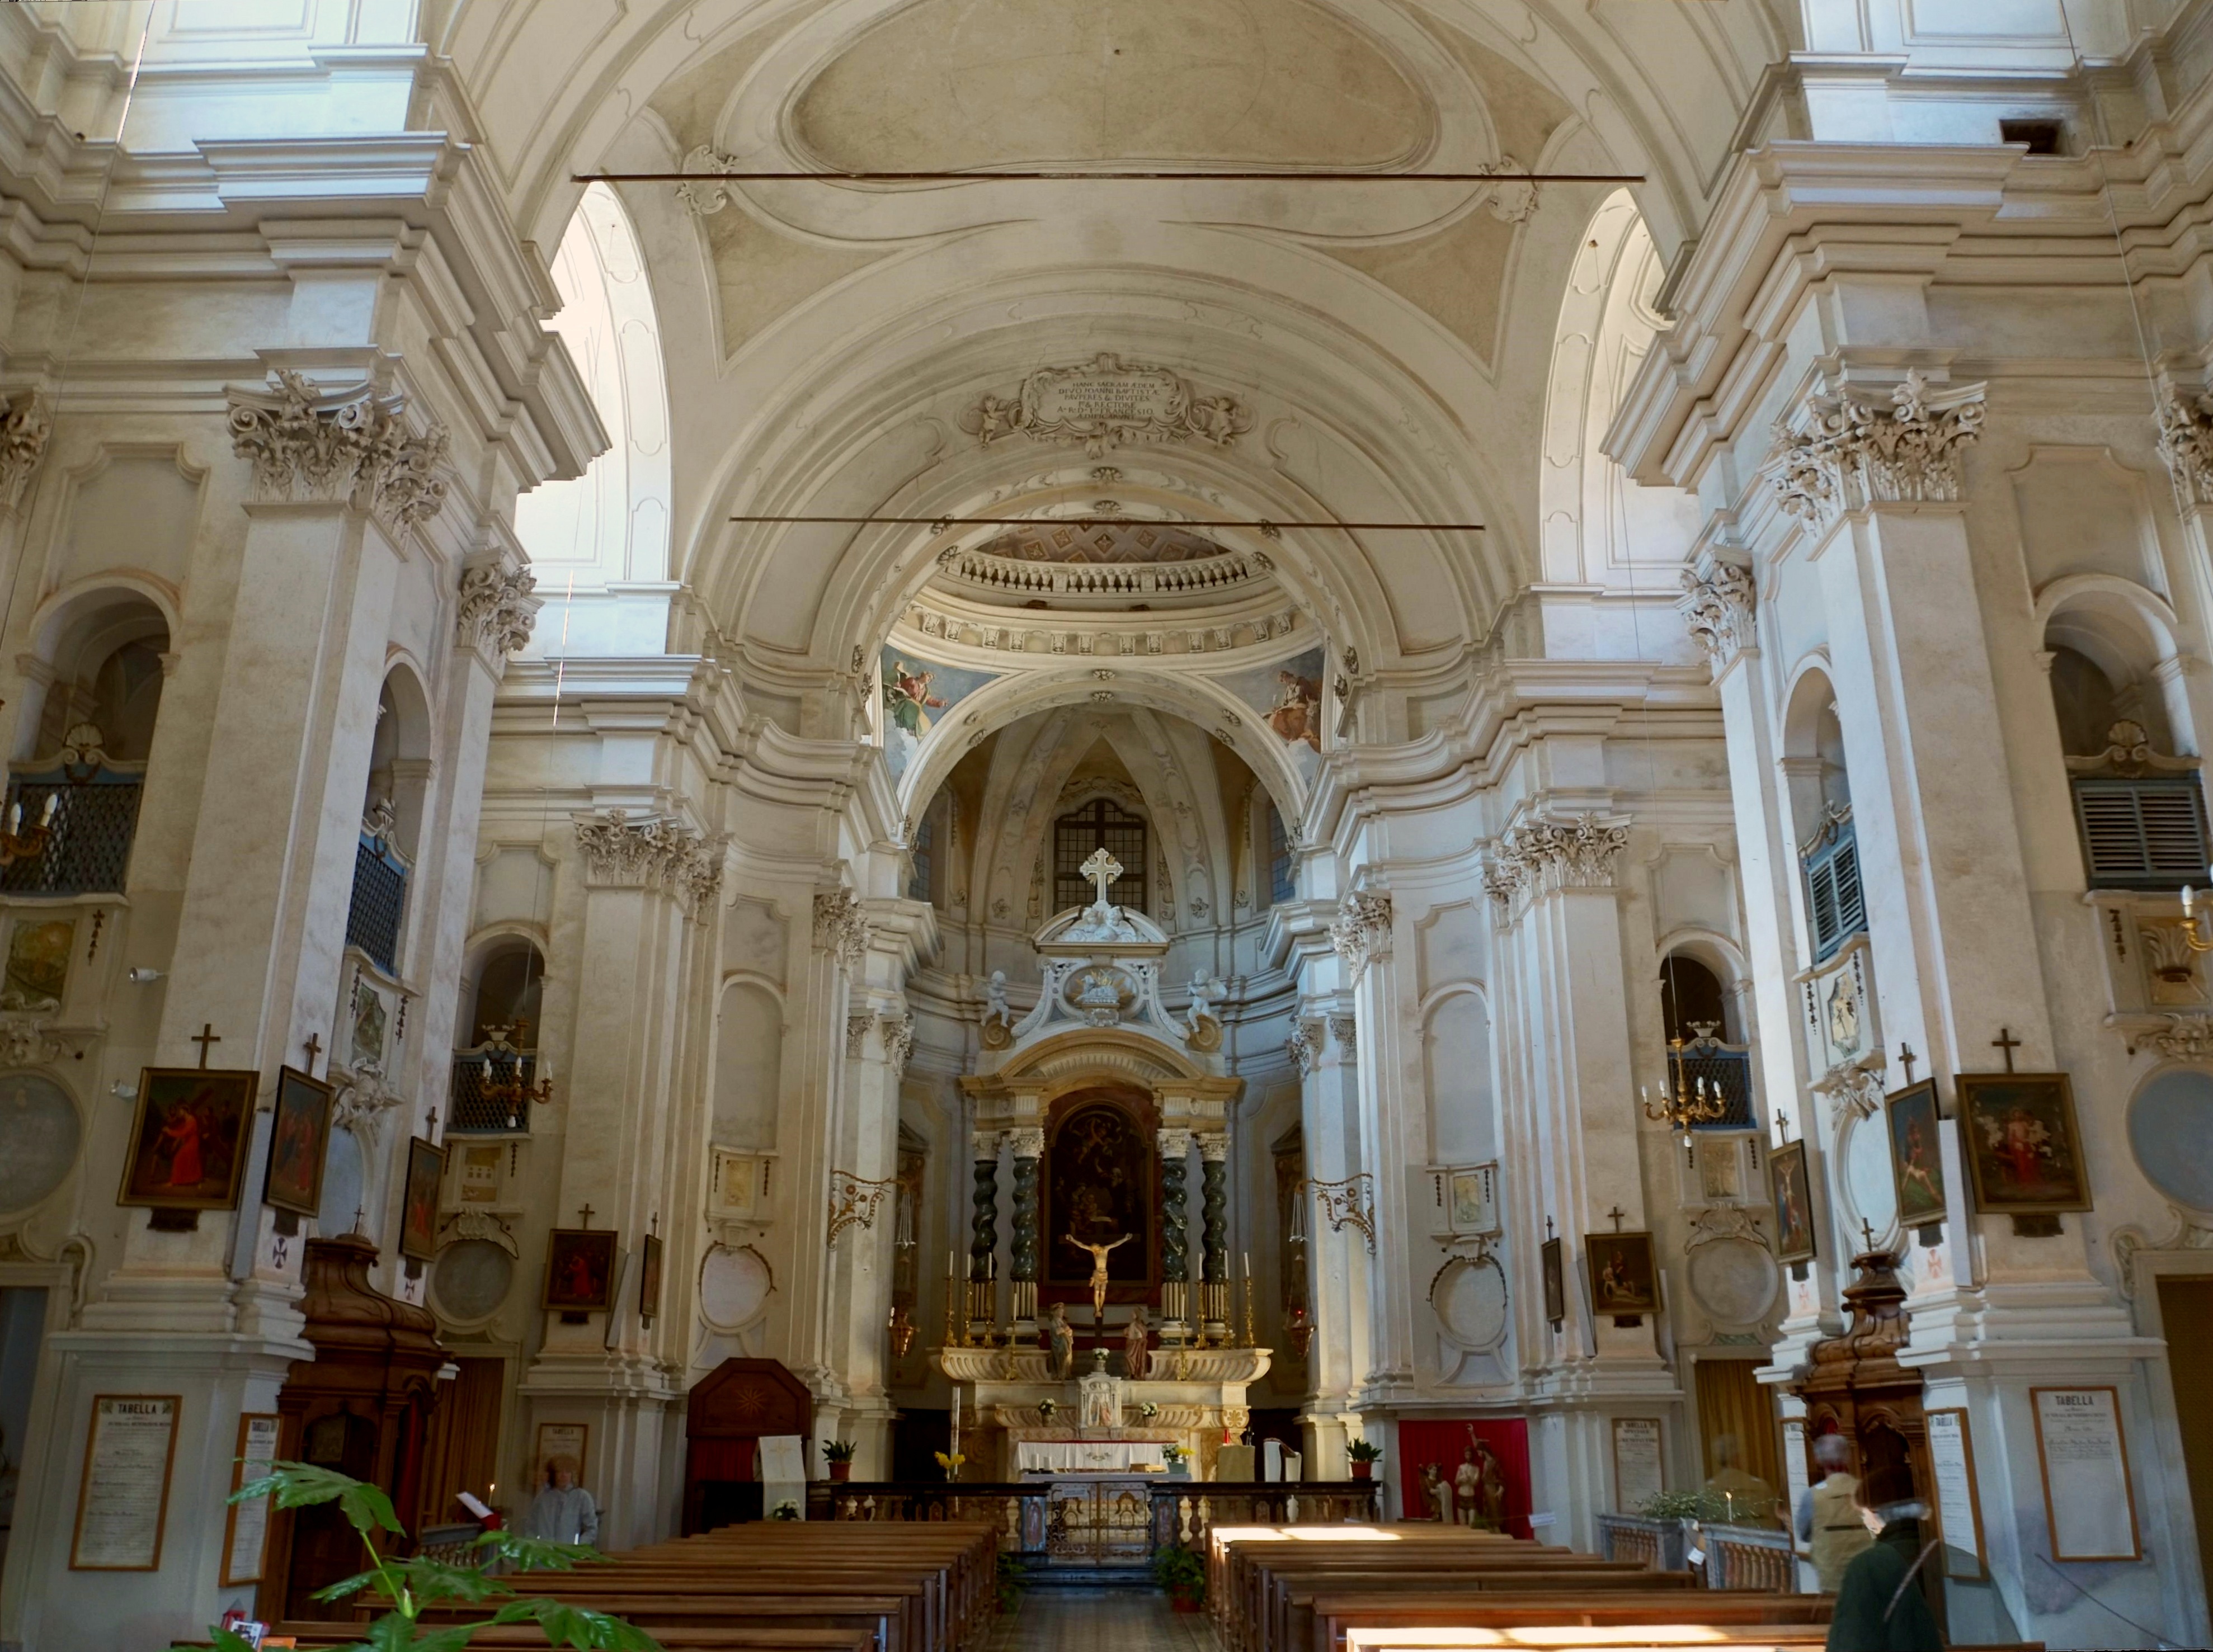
1797;1434;1873;1593
1825;1464;1941;1652
526;1460;600;1547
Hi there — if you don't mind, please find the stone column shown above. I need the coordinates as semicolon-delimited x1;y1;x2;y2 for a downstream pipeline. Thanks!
1157;1126;1193;1333
1199;1134;1230;1334
1331;890;1414;1400
1007;1126;1043;1329
969;1130;1000;1335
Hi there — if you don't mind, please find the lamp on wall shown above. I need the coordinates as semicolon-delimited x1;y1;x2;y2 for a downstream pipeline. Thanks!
0;790;58;867
1643;1036;1729;1146
2177;878;2213;954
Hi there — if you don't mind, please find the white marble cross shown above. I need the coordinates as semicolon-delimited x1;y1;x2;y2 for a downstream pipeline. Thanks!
1079;847;1124;907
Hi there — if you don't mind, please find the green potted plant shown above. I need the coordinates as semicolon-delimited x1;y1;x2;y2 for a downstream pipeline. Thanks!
1346;1439;1383;1480
821;1439;858;1482
176;1460;661;1651
1153;1544;1207;1613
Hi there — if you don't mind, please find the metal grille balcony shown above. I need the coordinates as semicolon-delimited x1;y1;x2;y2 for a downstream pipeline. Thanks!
0;770;145;896
346;833;408;973
1666;1037;1754;1131
447;1048;539;1134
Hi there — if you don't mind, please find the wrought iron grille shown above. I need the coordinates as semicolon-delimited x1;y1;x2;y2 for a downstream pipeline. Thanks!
0;771;144;895
448;1050;537;1134
1667;1041;1754;1130
1053;798;1147;912
346;833;409;974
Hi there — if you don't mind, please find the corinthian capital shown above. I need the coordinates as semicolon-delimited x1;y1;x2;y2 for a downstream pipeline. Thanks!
813;889;872;971
227;370;450;530
1329;891;1393;983
1677;553;1755;676
1768;370;1984;527
0;393;49;512
2157;386;2213;511
1504;813;1631;894
574;809;726;915
456;558;542;672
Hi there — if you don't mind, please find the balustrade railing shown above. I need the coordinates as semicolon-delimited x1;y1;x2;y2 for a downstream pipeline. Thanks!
1697;1521;1797;1591
1595;1512;1691;1572
1148;1481;1385;1551
806;1482;1051;1554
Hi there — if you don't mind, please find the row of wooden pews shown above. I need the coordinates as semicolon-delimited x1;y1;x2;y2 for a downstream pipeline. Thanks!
188;1523;1002;1652
1206;1524;1836;1652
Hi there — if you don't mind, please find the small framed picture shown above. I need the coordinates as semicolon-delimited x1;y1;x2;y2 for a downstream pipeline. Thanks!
118;1069;258;1211
262;1066;335;1218
544;1228;618;1311
399;1137;446;1262
1956;1073;2092;1215
1585;1230;1659;1316
638;1232;663;1325
1540;1235;1565;1329
1884;1079;1948;1228
535;1422;589;1490
1770;1139;1818;1263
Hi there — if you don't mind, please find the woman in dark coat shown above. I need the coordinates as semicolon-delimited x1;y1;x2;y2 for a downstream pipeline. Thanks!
1825;1464;1943;1652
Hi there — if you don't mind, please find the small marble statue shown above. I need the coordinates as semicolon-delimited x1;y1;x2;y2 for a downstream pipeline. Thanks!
1123;1306;1151;1381
985;969;1010;1023
1188;970;1218;1030
1044;1301;1075;1380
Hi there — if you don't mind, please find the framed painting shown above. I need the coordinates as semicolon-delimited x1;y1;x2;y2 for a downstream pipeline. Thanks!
1585;1230;1659;1316
1769;1139;1817;1263
1540;1235;1565;1328
399;1136;445;1261
262;1066;335;1217
1884;1079;1948;1227
638;1231;663;1325
118;1069;257;1211
2;914;73;1012
1956;1073;2091;1215
544;1228;618;1311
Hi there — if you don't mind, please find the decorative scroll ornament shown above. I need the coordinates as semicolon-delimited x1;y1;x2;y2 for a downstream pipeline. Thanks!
1329;891;1393;983
2111;1205;2213;1299
0;392;50;511
456;560;542;668
331;1059;403;1136
1475;155;1537;224
1768;370;1985;527
1503;813;1631;894
675;145;742;216
826;1169;899;1247
962;353;1252;456
2140;1014;2213;1059
0;1012;84;1066
1677;554;1756;675
2156;386;2213;510
227;369;450;528
573;810;726;914
1303;1173;1377;1254
2063;719;2199;780
813;889;871;970
881;1009;917;1074
1286;1018;1322;1075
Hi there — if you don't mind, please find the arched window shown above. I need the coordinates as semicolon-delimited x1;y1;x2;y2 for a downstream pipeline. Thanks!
1266;803;1294;905
1659;955;1730;1044
1784;674;1863;963
468;941;544;1048
1053;798;1147;912
346;671;429;975
1659;951;1751;1129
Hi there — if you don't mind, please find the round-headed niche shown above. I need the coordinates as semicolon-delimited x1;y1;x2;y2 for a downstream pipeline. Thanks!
317;1126;365;1235
2130;1068;2213;1212
0;1074;79;1213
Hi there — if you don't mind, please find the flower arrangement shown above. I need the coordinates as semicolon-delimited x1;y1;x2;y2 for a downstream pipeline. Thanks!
933;1450;967;1481
1162;1443;1189;1461
1035;1398;1058;1423
1138;1402;1160;1422
771;1500;801;1521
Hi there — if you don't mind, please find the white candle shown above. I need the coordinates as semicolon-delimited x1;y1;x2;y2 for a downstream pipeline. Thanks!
951;1388;960;1432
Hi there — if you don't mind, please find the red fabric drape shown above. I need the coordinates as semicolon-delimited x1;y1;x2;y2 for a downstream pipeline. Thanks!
1396;1418;1533;1540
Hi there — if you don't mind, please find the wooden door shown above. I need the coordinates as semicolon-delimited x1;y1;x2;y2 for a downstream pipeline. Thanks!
2158;1275;2213;1589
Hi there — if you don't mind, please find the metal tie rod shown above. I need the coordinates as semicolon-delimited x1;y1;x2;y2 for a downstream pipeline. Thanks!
727;515;1484;531
582;169;1642;184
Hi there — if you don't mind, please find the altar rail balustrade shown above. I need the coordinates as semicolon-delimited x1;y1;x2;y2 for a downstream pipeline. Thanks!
1595;1512;1690;1573
808;1483;1053;1554
1698;1522;1797;1592
1150;1482;1385;1551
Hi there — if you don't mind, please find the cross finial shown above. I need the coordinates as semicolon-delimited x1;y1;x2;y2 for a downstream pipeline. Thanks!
302;1031;323;1072
190;1022;221;1069
1606;1205;1627;1232
1897;1041;1917;1085
1991;1026;2022;1074
1079;847;1124;908
1545;1216;1555;1240
1861;1218;1877;1252
426;1108;439;1140
577;1203;595;1229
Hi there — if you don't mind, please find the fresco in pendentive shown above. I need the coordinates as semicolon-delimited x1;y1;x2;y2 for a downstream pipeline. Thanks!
1215;646;1325;783
881;647;999;783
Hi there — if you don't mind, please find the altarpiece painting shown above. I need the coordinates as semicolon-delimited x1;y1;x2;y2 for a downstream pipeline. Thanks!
1042;1094;1155;1302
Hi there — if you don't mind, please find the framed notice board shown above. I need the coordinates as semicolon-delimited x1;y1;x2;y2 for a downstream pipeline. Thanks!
70;1395;181;1571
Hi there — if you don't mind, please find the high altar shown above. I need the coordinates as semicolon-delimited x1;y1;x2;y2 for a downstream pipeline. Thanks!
938;854;1268;1483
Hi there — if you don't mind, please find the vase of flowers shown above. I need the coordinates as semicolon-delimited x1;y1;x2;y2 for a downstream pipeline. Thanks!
1347;1439;1382;1480
822;1439;857;1483
1164;1443;1191;1481
934;1449;966;1483
1035;1398;1058;1425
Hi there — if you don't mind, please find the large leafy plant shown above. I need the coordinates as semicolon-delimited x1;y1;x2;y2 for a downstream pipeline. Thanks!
181;1461;663;1652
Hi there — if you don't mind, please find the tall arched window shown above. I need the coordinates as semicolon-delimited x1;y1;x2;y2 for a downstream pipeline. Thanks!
1054;798;1147;912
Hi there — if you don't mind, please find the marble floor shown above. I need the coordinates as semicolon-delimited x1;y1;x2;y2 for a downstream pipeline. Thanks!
987;1587;1217;1651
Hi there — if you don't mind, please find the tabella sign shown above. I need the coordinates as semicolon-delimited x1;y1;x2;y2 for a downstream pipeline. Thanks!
966;353;1251;455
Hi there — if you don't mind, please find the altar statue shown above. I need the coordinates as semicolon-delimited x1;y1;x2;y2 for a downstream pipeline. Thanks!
1123;1306;1151;1380
1043;1301;1075;1380
1062;1230;1133;1322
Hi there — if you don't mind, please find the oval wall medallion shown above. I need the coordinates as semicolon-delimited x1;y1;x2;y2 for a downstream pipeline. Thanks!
0;1074;79;1214
2129;1068;2213;1213
432;1238;515;1322
1840;1109;1899;1244
1685;1236;1778;1327
700;1243;773;1332
1431;1254;1508;1351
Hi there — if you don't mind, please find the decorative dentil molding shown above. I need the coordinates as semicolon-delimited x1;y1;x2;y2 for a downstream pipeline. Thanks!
2155;386;2213;510
1329;891;1393;982
1677;554;1756;675
456;559;542;669
1769;370;1985;527
1502;813;1631;894
227;370;450;529
964;353;1252;456
0;392;50;512
1286;1018;1322;1075
813;889;872;971
573;809;726;914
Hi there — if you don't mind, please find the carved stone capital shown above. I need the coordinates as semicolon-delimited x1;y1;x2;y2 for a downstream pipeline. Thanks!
813;889;872;971
845;1013;873;1059
1197;1133;1230;1163
456;559;542;672
1286;1019;1324;1076
1768;370;1985;527
0;393;50;512
1006;1126;1046;1160
880;1009;916;1073
1503;813;1631;894
2157;387;2213;511
1329;891;1393;983
227;370;450;530
1326;1014;1358;1061
1677;554;1756;676
573;810;726;915
1481;849;1527;910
